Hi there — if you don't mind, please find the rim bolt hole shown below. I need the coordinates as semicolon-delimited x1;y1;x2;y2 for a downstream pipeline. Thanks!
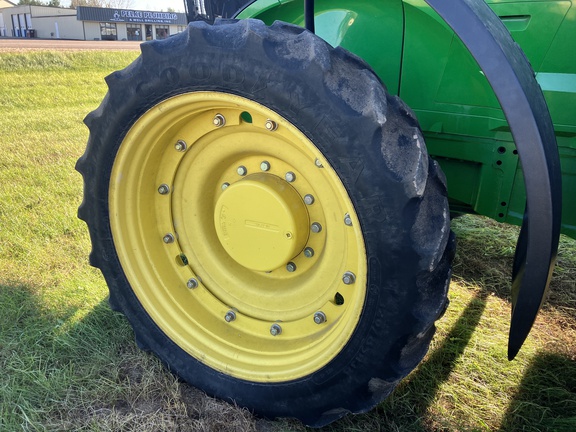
187;278;199;289
286;262;297;272
225;310;237;322
334;292;345;305
221;182;230;191
237;166;247;176
260;161;271;171
315;158;324;168
265;119;278;131
344;213;353;226
163;233;175;244
304;247;314;258
285;172;296;182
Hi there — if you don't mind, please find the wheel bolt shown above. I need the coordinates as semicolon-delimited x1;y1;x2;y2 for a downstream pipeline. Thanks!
304;247;314;258
311;222;322;233
270;323;282;336
163;233;175;244
285;172;296;182
175;140;187;152
265;119;278;131
315;158;323;168
286;262;297;272
314;311;327;324
187;278;199;289
237;166;247;176
158;184;170;195
221;182;230;191
213;113;226;127
225;310;236;322
344;213;353;226
304;194;315;205
343;271;356;285
260;161;271;171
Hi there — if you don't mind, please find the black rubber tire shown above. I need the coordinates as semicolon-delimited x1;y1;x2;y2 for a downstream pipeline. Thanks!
76;19;455;427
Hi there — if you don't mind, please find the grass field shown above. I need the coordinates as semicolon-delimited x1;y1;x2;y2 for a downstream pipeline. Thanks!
0;50;574;431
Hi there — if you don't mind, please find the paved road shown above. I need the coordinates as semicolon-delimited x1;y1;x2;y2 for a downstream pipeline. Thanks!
0;38;142;51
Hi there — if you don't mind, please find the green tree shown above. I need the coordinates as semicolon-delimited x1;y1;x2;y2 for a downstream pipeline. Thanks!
18;0;45;5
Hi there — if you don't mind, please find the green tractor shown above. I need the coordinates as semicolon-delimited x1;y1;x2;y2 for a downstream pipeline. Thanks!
76;0;574;426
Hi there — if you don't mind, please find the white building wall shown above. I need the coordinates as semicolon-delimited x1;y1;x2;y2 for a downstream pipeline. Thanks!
84;22;101;41
34;15;83;39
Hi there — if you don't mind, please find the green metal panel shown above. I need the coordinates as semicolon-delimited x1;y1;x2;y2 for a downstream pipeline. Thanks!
238;0;576;239
237;0;404;95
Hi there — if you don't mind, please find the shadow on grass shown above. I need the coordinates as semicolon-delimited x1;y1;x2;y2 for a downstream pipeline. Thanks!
498;352;576;432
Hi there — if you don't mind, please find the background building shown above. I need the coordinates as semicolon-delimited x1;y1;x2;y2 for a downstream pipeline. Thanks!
0;4;187;40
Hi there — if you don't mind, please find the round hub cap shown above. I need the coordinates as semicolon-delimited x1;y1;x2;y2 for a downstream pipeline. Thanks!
214;173;309;271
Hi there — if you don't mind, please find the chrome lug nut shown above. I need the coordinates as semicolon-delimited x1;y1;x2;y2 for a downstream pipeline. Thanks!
213;113;226;127
304;247;314;258
163;233;175;244
174;140;187;152
265;119;278;131
311;222;323;233
343;271;356;285
286;262;297;272
270;323;282;336
158;184;170;195
285;171;296;183
315;158;323;168
260;161;271;171
344;213;353;226
221;182;230;191
304;194;315;205
314;311;327;324
237;166;247;176
225;310;236;322
187;278;199;289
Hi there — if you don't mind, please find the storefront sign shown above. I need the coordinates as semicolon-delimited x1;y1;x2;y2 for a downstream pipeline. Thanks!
77;6;187;25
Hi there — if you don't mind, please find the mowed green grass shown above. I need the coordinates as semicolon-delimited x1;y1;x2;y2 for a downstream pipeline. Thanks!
0;50;574;431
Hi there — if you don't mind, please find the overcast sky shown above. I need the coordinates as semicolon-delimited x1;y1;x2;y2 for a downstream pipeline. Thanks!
60;1;186;12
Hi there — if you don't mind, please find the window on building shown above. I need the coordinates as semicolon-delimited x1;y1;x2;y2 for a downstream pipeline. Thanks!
100;22;117;41
127;24;142;41
155;25;169;40
177;25;186;33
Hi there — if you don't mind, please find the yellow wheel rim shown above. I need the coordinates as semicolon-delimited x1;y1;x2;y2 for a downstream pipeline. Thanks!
110;92;367;382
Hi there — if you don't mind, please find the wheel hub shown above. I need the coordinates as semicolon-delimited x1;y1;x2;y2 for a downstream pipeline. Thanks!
214;173;309;272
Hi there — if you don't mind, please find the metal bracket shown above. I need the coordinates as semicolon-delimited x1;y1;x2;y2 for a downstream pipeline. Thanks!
424;0;562;359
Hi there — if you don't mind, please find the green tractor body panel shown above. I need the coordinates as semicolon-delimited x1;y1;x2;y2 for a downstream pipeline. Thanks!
238;0;576;239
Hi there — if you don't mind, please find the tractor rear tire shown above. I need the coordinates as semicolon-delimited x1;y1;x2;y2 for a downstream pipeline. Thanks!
76;19;454;427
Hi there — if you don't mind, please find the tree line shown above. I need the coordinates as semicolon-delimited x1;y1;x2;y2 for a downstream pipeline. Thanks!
18;1;135;8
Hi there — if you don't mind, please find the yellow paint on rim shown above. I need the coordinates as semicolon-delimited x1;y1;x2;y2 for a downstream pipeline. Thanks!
109;91;367;382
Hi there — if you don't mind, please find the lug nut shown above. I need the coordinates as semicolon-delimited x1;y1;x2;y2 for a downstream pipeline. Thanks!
175;140;187;152
311;222;322;233
304;247;314;258
270;323;282;336
342;271;356;285
187;278;199;289
265;119;278;131
163;233;175;244
304;194;315;205
314;311;327;324
260;161;271;171
286;262;297;272
315;158;323;168
221;182;230;191
158;184;170;195
213;113;226;127
237;166;247;176
285;172;296;182
344;213;353;226
225;310;236;322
